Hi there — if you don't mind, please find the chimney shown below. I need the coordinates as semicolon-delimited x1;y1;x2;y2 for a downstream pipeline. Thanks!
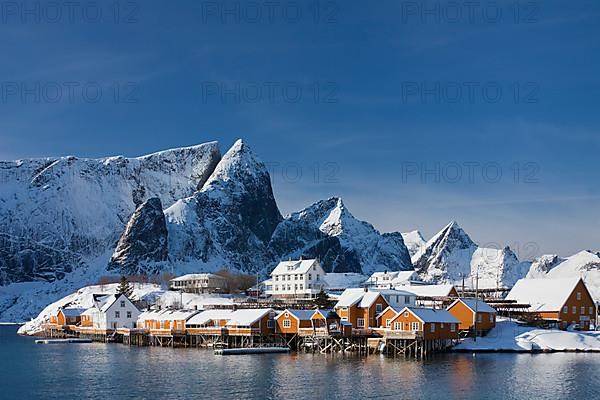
300;255;303;261
194;305;198;311
364;286;368;293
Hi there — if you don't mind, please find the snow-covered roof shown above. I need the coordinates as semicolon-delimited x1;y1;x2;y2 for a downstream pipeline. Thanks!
335;288;384;308
138;309;199;322
225;308;273;327
390;271;419;284
186;309;233;325
271;259;320;276
171;273;226;282
400;284;456;298
60;308;87;317
97;294;118;312
506;278;584;312
450;298;496;314
281;309;316;321
400;307;459;324
365;271;401;283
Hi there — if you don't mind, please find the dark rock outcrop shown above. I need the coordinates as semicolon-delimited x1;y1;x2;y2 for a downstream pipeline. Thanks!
108;198;168;275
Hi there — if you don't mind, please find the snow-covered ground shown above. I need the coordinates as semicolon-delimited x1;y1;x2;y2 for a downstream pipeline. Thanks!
454;319;600;352
324;272;368;289
17;282;237;335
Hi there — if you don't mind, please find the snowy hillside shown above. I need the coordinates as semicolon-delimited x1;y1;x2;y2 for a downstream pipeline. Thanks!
401;230;426;257
542;251;600;301
412;221;529;288
0;142;221;285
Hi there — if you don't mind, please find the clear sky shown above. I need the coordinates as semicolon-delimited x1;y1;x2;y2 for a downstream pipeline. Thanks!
0;1;599;258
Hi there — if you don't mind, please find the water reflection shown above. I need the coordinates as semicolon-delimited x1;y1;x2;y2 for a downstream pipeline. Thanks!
1;326;599;400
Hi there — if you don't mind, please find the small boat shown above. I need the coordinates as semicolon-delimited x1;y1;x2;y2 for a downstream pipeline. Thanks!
35;338;93;344
214;347;289;355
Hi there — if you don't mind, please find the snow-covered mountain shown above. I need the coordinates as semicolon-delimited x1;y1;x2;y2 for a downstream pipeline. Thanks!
269;197;413;274
401;230;426;257
0;142;221;285
412;221;529;288
536;251;600;300
0;139;415;321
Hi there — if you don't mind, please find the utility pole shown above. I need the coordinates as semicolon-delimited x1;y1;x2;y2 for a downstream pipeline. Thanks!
473;271;479;342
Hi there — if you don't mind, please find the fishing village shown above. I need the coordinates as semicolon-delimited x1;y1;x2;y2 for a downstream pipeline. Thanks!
28;258;600;358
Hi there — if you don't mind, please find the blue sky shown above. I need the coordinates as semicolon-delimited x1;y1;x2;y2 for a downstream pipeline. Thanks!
0;1;599;257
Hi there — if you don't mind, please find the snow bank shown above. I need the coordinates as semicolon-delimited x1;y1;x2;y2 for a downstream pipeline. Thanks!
454;319;600;352
17;282;237;335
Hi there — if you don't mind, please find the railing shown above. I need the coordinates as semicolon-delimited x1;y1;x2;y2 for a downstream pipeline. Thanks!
382;330;423;339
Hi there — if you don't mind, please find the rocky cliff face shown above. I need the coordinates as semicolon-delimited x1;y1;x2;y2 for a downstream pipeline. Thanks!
0;142;221;285
269;198;412;274
165;140;283;272
108;198;169;275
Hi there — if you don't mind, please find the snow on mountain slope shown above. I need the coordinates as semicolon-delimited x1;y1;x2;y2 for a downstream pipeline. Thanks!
525;255;565;278
401;230;426;257
412;221;527;288
165;139;282;272
268;197;413;274
543;251;600;301
0;142;221;285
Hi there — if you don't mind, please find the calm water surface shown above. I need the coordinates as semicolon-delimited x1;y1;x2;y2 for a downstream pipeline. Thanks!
1;325;599;399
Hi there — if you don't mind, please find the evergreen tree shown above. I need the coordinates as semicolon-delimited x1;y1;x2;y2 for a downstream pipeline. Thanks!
116;276;134;299
313;289;333;309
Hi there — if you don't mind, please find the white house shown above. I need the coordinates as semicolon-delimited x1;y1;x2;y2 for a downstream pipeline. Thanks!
81;293;140;331
268;259;328;298
169;273;228;294
365;270;421;289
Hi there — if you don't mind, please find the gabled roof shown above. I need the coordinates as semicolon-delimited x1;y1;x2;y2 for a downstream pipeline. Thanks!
365;271;401;283
376;305;402;320
186;309;233;325
396;307;459;324
271;259;320;275
60;308;87;317
448;298;496;314
400;284;456;298
312;309;339;320
278;309;316;321
170;273;226;282
334;288;384;308
506;278;585;312
225;308;273;327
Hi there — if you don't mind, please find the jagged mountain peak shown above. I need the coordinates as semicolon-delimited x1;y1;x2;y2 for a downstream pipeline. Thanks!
202;139;265;190
401;230;426;258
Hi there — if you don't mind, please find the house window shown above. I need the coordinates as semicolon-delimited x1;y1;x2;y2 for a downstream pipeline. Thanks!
267;320;275;328
274;285;279;291
115;311;120;318
308;274;312;280
490;314;494;322
127;311;132;319
386;319;392;327
430;323;435;332
590;307;594;315
283;319;291;328
572;306;577;314
411;322;419;331
450;324;456;332
299;284;303;290
120;301;125;308
404;312;409;317
308;284;312;289
477;314;482;323
357;318;365;328
376;303;383;313
581;307;585;314
563;306;568;314
316;275;320;281
440;323;444;329
577;292;581;300
394;322;401;330
274;276;278;281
